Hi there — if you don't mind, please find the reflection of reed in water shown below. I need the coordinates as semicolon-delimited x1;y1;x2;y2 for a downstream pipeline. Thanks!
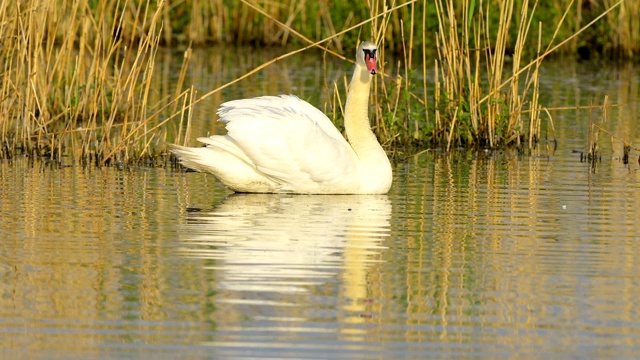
179;194;391;296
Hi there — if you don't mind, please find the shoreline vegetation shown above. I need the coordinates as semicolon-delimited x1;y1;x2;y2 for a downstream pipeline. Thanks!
0;0;634;166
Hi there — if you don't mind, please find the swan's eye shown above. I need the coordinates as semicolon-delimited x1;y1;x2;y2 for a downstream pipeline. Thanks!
363;49;377;60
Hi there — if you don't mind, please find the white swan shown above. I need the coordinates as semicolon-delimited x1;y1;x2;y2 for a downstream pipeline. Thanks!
171;41;392;194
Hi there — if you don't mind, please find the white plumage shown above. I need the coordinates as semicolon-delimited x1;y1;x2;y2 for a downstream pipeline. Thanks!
172;41;392;194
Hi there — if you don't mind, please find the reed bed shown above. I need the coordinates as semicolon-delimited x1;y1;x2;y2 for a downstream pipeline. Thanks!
152;0;640;59
338;0;623;150
0;0;630;166
0;0;191;165
5;1;636;56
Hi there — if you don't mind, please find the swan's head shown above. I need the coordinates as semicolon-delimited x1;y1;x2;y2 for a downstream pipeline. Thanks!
357;41;378;75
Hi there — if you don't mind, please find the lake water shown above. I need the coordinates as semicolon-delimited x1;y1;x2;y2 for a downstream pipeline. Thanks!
1;48;640;358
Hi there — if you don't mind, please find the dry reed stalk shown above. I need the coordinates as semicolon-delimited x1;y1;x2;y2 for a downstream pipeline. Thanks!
584;96;627;165
434;60;442;137
446;108;458;152
591;121;640;153
507;0;529;145
486;0;514;147
587;99;598;162
332;81;344;123
421;2;430;135
400;3;418;139
527;20;543;148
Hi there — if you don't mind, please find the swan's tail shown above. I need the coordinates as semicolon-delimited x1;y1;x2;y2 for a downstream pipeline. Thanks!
171;135;253;172
170;144;219;173
171;143;279;192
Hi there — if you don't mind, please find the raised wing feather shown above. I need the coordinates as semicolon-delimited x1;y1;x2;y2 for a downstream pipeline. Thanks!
214;95;358;190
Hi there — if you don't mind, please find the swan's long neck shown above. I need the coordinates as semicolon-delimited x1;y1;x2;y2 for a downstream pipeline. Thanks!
344;64;379;158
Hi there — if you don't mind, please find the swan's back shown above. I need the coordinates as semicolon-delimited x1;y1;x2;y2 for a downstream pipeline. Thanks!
173;95;364;193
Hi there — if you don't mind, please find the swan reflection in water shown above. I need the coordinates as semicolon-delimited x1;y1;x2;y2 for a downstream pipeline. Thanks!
178;194;391;320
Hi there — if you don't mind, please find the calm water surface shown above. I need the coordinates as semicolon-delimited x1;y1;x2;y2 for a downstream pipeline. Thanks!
1;50;640;358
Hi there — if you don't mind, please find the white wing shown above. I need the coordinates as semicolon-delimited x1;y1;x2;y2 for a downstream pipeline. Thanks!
211;95;358;191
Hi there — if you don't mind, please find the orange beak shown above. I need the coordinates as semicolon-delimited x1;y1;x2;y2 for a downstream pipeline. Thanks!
365;53;378;75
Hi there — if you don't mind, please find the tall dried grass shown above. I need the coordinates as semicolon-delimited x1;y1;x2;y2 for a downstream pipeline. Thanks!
327;0;549;150
364;0;624;150
0;0;192;165
0;0;629;166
